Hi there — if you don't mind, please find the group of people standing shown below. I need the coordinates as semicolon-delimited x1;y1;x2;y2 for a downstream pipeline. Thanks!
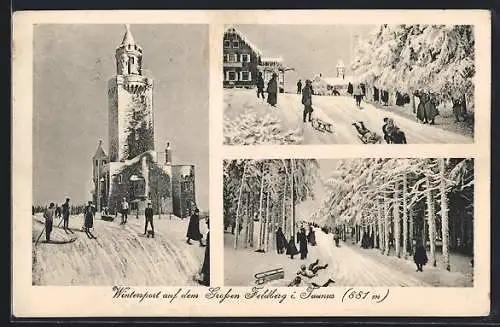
275;223;318;261
185;207;210;286
256;71;279;107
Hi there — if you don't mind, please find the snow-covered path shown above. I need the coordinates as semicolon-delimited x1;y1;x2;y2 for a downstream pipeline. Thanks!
225;90;473;144
313;230;429;287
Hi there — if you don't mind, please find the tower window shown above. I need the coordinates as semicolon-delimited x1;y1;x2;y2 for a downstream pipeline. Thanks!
130;57;135;64
118;174;123;184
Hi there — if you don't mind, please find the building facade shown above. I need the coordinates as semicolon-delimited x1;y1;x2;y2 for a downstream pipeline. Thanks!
223;26;286;93
92;25;197;218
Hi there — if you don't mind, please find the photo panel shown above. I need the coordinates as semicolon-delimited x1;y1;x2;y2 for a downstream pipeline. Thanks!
31;23;210;286
222;24;477;145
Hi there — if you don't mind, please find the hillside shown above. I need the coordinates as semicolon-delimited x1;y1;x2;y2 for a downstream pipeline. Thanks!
32;213;208;286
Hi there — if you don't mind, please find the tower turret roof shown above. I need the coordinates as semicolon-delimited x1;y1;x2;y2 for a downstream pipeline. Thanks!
120;24;136;47
93;140;108;160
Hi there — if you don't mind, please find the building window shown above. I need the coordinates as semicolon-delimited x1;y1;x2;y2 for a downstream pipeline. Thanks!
228;54;238;63
118;174;123;184
227;71;237;81
224;39;231;48
232;40;239;48
240;71;251;81
241;54;250;63
223;54;227;62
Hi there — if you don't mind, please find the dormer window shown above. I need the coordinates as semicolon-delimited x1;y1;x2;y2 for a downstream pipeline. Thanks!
224;39;231;48
232;40;239;48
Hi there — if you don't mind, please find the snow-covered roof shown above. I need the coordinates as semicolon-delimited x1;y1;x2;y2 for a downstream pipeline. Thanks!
261;57;283;63
225;25;263;57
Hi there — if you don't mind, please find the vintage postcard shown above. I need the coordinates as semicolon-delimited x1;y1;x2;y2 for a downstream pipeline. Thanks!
12;10;490;318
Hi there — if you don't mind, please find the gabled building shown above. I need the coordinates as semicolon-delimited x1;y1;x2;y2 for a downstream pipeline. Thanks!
91;25;197;218
311;60;355;95
223;26;287;93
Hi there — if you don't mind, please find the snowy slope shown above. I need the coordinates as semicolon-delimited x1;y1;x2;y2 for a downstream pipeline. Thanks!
32;214;207;286
224;89;473;145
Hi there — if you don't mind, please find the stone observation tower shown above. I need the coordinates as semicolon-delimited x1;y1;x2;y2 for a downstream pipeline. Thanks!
108;24;154;163
91;25;198;218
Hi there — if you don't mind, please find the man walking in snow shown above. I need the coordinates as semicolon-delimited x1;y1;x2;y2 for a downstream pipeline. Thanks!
301;80;314;123
297;79;303;94
120;197;129;225
256;71;265;99
144;202;154;237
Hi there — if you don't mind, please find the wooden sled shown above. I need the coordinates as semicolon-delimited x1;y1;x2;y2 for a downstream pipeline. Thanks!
312;118;333;133
254;267;285;285
39;237;77;245
357;134;382;144
101;215;115;222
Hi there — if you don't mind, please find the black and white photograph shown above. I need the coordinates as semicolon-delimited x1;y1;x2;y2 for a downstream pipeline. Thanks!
31;24;210;286
224;158;474;287
222;25;475;145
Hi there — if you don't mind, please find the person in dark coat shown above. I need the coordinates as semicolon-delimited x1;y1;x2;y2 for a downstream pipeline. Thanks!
347;82;353;95
266;73;278;106
307;226;317;246
275;227;287;254
381;90;389;106
297;79;303;94
452;96;467;122
333;230;340;247
373;87;379;102
186;208;205;247
301;79;314;123
43;202;56;242
61;197;71;231
144;202;154;237
256;71;265;99
413;239;428;272
297;227;308;260
83;201;95;232
286;236;299;259
198;218;210;286
416;92;439;124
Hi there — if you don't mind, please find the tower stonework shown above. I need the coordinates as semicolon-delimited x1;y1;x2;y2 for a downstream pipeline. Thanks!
108;25;154;163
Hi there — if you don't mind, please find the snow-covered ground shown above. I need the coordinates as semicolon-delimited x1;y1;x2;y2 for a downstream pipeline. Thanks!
223;89;473;144
224;225;472;287
32;213;208;285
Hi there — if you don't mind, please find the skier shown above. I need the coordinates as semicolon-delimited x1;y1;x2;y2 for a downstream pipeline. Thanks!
297;227;308;260
43;202;56;242
144;202;154;237
296;79;303;94
301;79;314;123
120;197;129;225
307;225;317;246
266;73;278;107
286;236;299;259
353;85;364;108
256;71;265;100
413;239;428;272
275;227;287;254
186;208;205;247
61;197;71;231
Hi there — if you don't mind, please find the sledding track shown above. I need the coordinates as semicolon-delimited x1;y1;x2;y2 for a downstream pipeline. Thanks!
224;89;473;145
32;214;206;285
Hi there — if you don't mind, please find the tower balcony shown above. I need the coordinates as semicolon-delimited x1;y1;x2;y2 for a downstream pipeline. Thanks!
117;75;152;93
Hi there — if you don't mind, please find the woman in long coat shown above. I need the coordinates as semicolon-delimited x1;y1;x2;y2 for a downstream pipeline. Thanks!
186;208;204;246
416;92;438;124
266;73;278;107
83;201;95;232
286;236;299;259
413;239;428;272
297;227;308;260
276;227;287;254
307;226;317;246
